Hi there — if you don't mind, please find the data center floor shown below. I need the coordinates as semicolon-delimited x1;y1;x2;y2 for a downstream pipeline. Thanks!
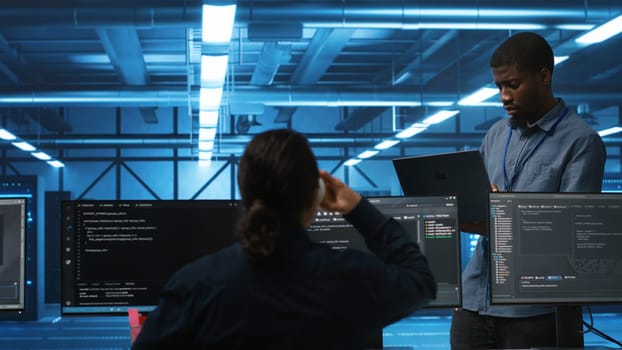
0;305;620;349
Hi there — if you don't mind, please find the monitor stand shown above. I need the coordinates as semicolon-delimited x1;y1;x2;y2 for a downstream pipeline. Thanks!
555;305;584;348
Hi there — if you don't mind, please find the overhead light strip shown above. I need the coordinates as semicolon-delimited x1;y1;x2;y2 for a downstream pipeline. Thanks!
598;126;622;137
374;140;400;150
554;56;570;65
198;2;237;166
458;87;498;106
202;4;237;45
0;128;65;168
346;112;459;167
420;110;460;125
395;123;428;139
575;15;622;45
200;55;230;87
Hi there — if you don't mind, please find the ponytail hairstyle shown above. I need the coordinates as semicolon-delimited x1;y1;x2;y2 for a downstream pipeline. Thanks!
237;129;319;263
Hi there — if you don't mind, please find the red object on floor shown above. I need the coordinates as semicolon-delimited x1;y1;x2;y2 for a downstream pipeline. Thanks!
128;308;147;344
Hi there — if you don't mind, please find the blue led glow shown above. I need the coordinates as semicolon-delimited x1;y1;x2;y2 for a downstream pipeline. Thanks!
0;194;32;198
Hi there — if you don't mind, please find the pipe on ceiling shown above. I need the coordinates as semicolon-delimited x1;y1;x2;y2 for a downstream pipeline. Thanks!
229;86;622;108
1;1;619;27
0;2;201;27
1;87;621;107
24;133;488;147
237;0;621;25
0;89;190;107
20;134;622;148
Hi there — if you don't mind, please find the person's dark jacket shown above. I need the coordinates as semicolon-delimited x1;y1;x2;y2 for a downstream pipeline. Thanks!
132;198;436;349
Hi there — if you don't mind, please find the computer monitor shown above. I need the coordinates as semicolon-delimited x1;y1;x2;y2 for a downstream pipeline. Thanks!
488;192;622;305
0;197;27;312
308;195;462;308
61;200;241;315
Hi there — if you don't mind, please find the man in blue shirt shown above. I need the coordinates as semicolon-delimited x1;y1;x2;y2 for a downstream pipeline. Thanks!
450;32;606;349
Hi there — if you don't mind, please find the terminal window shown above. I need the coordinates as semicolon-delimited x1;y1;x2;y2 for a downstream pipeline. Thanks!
308;196;462;308
489;192;622;305
61;200;240;315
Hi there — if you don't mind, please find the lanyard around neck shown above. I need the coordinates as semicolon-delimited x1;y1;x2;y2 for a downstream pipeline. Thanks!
502;107;568;191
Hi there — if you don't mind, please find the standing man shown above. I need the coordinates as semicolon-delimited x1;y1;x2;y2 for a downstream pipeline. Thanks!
450;32;606;349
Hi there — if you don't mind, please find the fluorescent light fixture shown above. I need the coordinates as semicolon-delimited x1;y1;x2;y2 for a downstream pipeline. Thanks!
201;55;229;87
47;160;65;168
31;151;52;160
598;126;622;137
395;123;428;139
421;110;460;125
198;151;213;166
344;158;362;166
374;139;400;150
0;128;17;140
393;71;411;85
556;24;595;31
198;150;212;160
357;150;379;159
12;141;36;151
426;101;455;107
554;56;569;65
198;127;217;141
198;141;215;151
199;110;219;127
202;4;237;44
199;87;223;110
575;15;622;45
458;87;499;106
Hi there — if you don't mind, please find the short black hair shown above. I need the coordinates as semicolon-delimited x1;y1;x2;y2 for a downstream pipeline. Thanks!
490;32;554;73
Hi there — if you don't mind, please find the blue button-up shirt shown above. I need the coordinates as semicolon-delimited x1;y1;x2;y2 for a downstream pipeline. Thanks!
462;99;606;317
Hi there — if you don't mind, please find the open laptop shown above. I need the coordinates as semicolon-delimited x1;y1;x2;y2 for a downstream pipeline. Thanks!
392;150;490;224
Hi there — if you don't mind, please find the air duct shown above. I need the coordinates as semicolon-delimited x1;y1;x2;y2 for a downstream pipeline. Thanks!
19;133;487;147
1;1;619;28
0;89;190;107
236;1;619;27
250;42;292;86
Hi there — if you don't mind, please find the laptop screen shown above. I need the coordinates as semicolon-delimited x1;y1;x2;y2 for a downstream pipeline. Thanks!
308;195;462;308
488;192;622;305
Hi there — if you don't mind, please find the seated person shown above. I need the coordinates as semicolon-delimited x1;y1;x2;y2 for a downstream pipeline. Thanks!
132;128;436;349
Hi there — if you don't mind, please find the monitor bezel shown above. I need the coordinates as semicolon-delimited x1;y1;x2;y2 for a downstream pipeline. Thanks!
0;196;28;313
